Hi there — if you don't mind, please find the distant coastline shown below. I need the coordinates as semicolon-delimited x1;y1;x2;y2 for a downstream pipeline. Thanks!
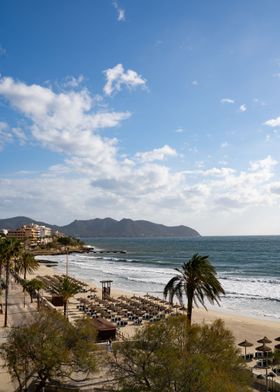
0;216;200;238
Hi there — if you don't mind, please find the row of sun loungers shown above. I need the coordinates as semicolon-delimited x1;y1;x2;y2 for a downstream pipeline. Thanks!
76;293;179;328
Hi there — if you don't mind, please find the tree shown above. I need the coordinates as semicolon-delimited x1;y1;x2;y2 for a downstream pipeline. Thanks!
0;308;97;391
42;276;83;317
24;279;44;310
0;238;22;327
163;253;225;324
110;315;251;392
17;252;39;280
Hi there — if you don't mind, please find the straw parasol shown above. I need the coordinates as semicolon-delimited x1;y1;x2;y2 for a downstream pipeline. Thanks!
238;339;254;356
255;344;272;353
257;336;272;344
274;343;280;350
275;336;280;342
255;346;272;392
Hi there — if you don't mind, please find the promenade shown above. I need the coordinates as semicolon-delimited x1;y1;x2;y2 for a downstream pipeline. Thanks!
0;278;37;392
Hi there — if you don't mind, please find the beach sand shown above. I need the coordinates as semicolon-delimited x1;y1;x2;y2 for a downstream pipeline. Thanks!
30;262;280;350
0;262;275;391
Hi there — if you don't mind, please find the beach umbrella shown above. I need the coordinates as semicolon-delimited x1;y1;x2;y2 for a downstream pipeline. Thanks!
238;339;254;356
275;336;280;342
257;336;272;344
274;343;280;350
255;344;272;352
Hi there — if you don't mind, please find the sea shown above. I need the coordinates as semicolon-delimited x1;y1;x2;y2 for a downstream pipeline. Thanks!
38;236;280;321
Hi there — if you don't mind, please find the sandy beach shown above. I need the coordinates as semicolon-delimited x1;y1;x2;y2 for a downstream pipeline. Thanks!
30;262;280;351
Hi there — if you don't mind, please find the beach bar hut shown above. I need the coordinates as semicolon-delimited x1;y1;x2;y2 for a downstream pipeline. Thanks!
91;317;116;341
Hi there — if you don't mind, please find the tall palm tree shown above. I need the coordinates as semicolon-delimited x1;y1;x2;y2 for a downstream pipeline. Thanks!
0;238;22;327
163;253;225;324
47;276;82;317
17;252;39;280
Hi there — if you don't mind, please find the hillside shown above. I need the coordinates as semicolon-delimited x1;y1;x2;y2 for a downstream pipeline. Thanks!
0;216;200;238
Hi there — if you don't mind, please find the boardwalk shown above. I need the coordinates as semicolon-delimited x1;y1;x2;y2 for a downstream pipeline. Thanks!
0;278;38;392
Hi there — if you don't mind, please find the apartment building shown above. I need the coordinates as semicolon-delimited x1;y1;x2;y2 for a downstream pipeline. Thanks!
7;224;52;245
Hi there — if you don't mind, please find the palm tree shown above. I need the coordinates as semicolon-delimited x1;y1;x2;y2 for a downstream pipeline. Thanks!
24;278;44;310
17;252;39;280
0;238;22;327
49;276;82;317
163;253;225;324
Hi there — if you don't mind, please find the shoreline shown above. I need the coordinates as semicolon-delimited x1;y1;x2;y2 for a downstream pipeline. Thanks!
32;261;280;347
37;257;280;323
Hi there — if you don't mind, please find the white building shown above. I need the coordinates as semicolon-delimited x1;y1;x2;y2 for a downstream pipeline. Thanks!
38;225;52;238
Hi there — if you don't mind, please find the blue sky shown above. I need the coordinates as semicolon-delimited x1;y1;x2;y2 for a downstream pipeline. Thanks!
1;0;280;235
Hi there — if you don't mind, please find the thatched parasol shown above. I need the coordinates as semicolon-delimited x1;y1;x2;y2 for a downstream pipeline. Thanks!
255;344;272;352
238;339;254;356
275;336;280;342
268;371;277;378
274;343;280;350
257;336;272;344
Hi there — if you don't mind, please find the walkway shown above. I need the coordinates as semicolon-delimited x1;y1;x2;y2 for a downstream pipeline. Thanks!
0;277;38;392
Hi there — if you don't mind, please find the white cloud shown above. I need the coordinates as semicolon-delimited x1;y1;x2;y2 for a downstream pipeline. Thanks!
220;98;235;104
239;104;247;112
264;116;280;127
220;142;229;148
63;75;84;88
1;74;280;234
135;145;177;163
192;80;198;86
175;128;184;133
112;1;126;22
0;122;12;149
103;64;146;96
0;122;27;149
0;76;132;176
11;127;27;145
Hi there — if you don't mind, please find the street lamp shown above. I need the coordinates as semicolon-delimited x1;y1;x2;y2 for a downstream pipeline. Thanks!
65;246;69;276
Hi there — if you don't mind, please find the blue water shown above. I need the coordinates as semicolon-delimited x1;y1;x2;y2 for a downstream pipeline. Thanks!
38;236;280;320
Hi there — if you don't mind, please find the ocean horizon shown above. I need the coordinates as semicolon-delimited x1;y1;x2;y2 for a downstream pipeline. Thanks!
37;235;280;321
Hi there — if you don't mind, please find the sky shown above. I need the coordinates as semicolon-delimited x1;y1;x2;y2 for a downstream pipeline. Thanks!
1;0;280;235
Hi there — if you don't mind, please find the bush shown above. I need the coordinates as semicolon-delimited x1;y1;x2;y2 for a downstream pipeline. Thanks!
0;309;97;391
110;316;251;392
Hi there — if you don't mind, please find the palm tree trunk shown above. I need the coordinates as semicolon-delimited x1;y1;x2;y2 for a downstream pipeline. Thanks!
187;291;194;325
63;300;67;317
37;291;40;311
4;260;9;327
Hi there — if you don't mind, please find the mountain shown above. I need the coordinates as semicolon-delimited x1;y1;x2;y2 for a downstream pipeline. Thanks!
0;216;58;231
0;216;200;238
